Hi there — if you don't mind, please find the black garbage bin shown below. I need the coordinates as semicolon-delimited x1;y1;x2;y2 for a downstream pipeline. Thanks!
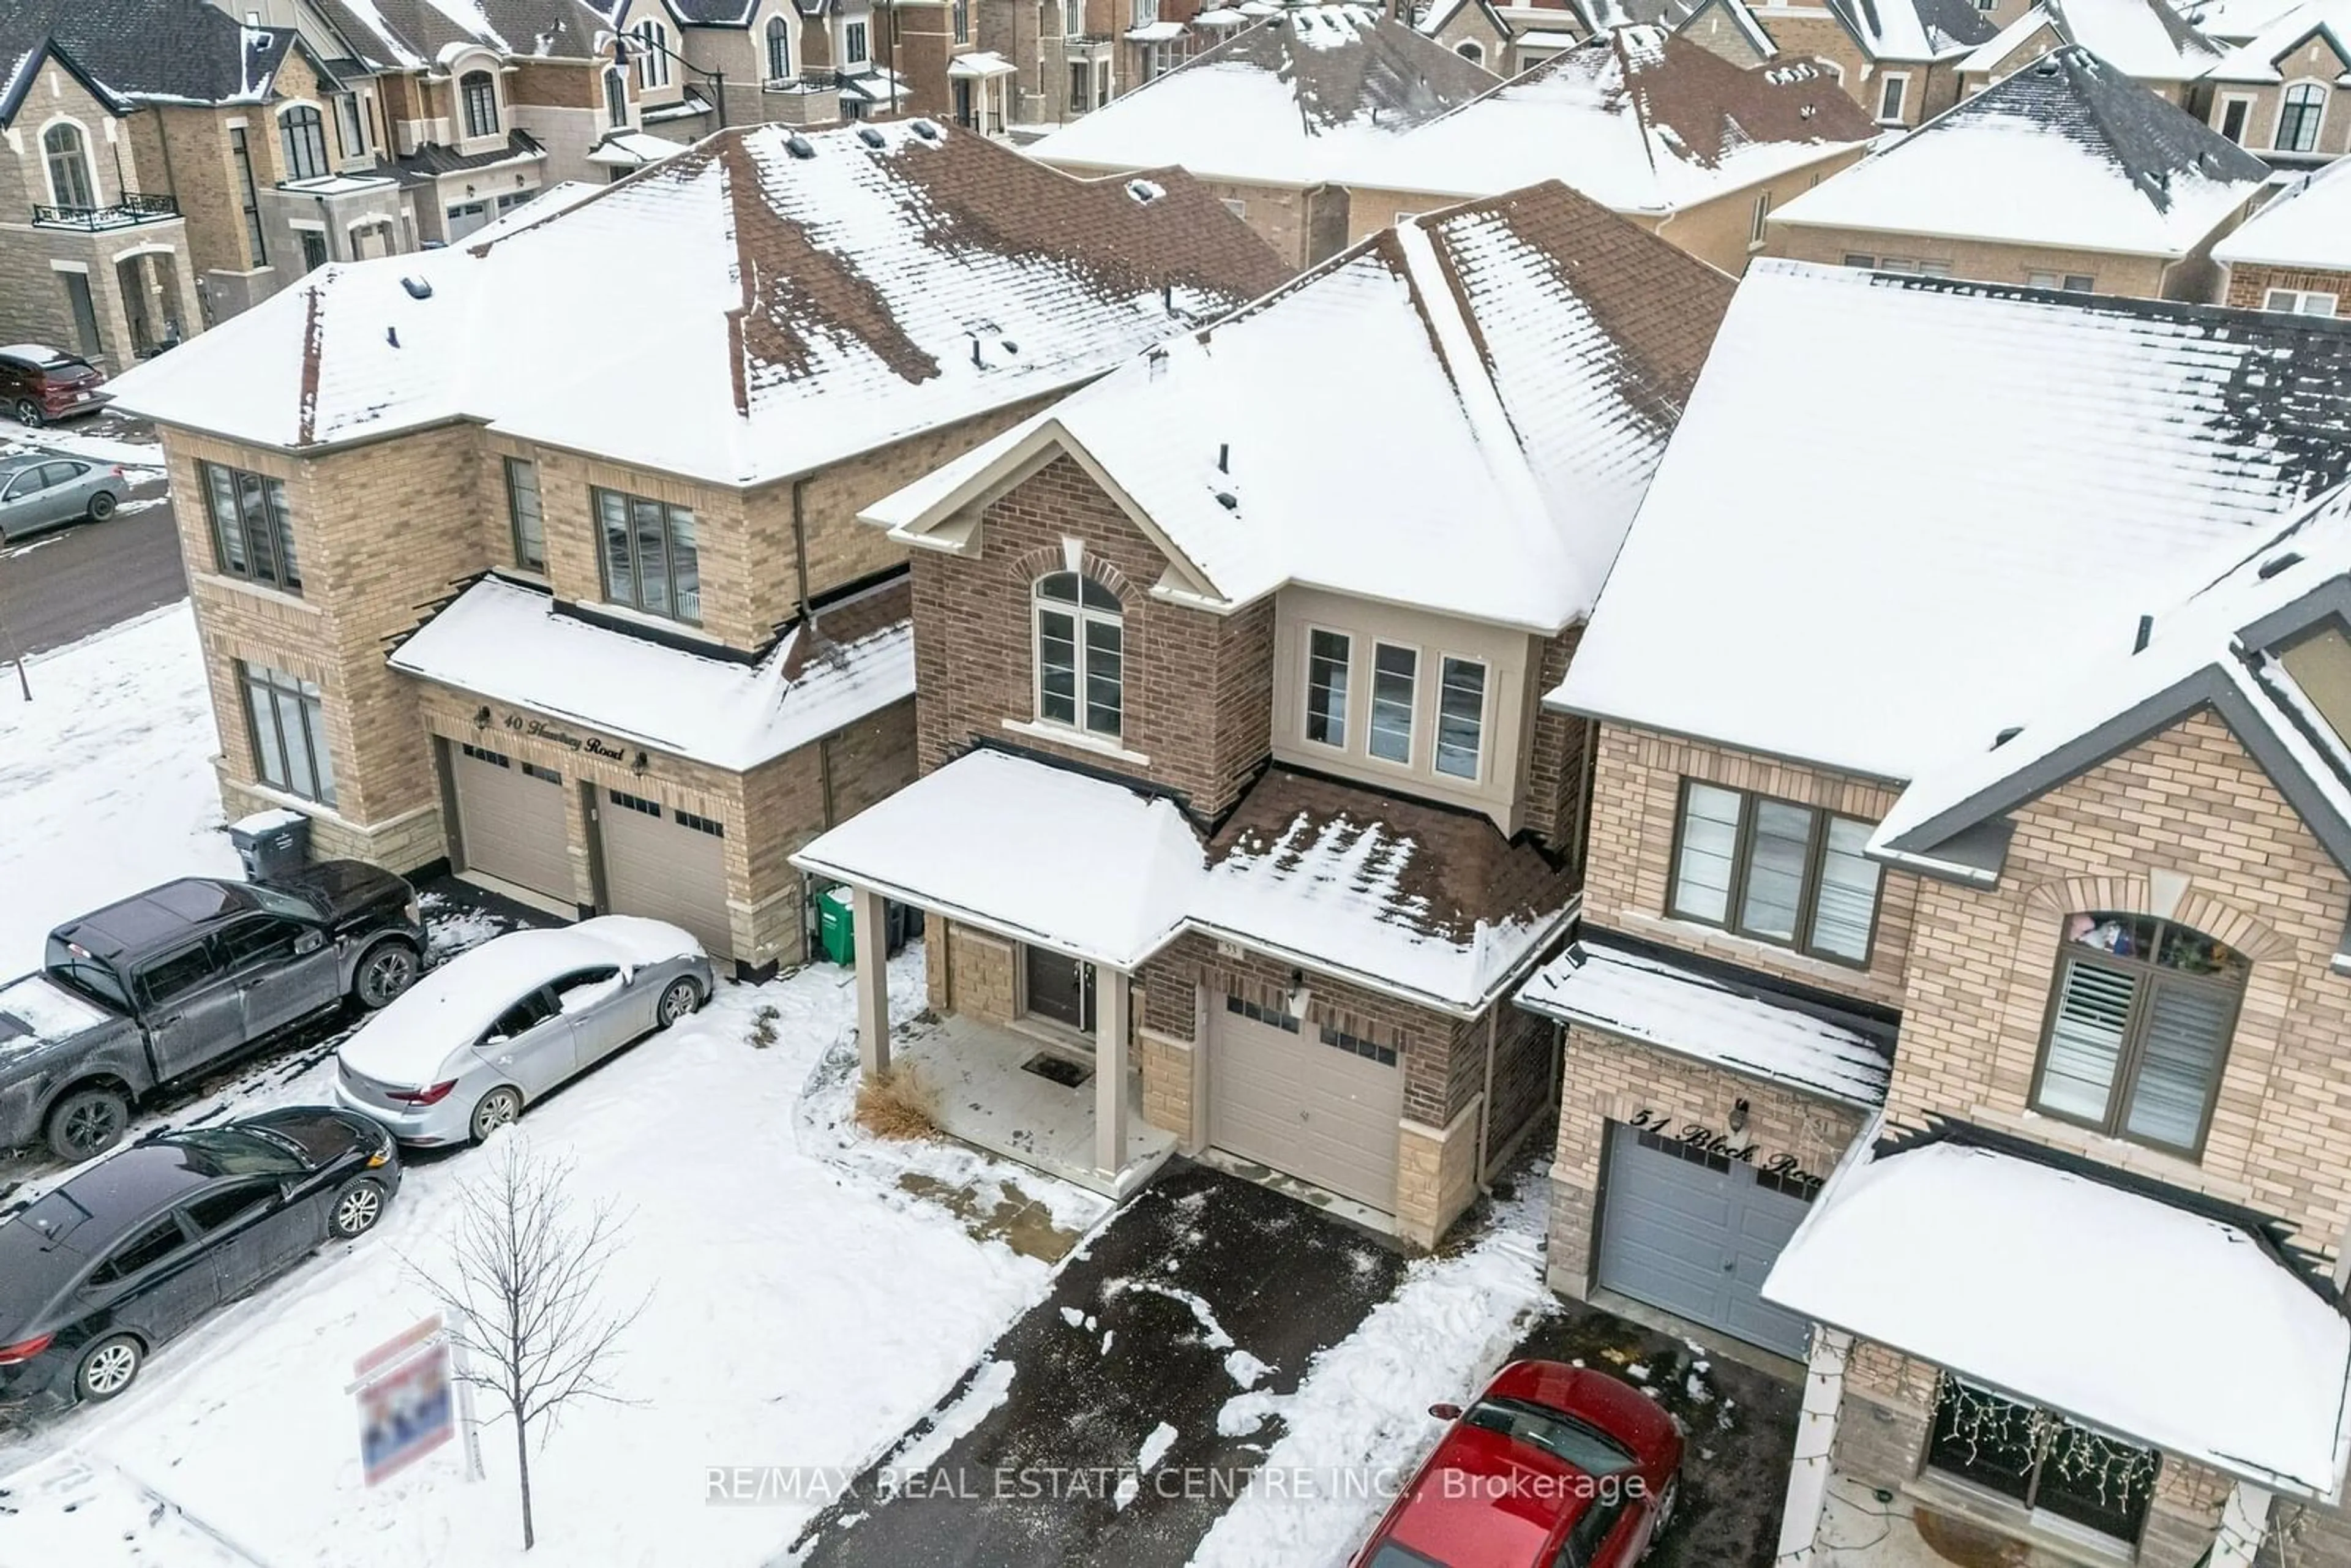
230;809;311;883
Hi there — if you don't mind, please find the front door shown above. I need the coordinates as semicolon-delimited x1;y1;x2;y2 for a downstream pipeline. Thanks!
953;78;975;128
1023;946;1095;1035
137;940;244;1080
60;272;102;359
299;229;329;272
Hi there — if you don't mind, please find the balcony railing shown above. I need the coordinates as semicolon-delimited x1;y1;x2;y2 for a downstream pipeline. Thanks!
31;192;181;230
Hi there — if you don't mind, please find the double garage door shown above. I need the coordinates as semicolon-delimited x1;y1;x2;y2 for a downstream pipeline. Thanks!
448;745;732;961
1209;994;1402;1211
1595;1125;1816;1359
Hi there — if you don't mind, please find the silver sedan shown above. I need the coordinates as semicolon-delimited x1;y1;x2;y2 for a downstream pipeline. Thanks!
0;454;126;540
332;916;714;1146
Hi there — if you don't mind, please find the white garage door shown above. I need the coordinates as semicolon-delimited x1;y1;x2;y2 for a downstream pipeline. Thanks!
1595;1125;1817;1359
1210;994;1402;1210
450;743;572;905
597;787;732;961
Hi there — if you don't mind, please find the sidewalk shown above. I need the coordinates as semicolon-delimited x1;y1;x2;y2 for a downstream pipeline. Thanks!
0;1450;273;1567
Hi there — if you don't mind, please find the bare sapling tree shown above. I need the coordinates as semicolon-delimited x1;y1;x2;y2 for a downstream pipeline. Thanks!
415;1137;649;1550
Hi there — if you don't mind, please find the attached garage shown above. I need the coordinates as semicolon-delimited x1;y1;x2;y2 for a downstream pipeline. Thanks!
1595;1124;1817;1359
597;787;733;962
449;743;573;906
1209;993;1403;1210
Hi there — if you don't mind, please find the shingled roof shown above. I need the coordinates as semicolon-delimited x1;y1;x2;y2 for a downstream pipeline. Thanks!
1351;26;1878;216
104;121;1289;484
1824;0;1998;58
1770;45;2268;257
0;0;315;118
304;0;612;71
1961;0;2223;82
1029;4;1499;187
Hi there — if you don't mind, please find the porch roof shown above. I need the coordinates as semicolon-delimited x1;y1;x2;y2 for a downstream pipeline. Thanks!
1516;940;1891;1108
386;575;912;773
1763;1135;2351;1499
791;749;1202;969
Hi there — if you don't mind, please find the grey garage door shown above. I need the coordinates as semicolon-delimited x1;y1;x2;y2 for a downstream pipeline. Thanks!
1596;1125;1816;1359
1210;994;1402;1210
597;787;732;961
451;743;572;906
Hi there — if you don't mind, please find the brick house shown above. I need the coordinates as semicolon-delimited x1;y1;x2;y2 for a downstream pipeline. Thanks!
1343;29;1880;276
947;0;1224;133
1767;47;2270;299
2213;156;2351;312
2192;0;2351;166
1953;0;2224;104
1417;0;1598;74
1747;0;1997;126
1028;7;1499;265
792;181;1734;1242
591;0;915;138
1529;258;2351;1564
99;123;1281;980
0;39;201;369
1676;0;1785;66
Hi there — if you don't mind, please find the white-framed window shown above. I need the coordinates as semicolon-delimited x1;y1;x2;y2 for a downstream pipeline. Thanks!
1455;40;1484;63
333;91;367;158
954;0;971;42
1033;571;1123;738
766;15;793;80
1433;656;1487;781
1132;0;1158;23
1064;0;1084;34
1877;71;1909;123
1876;255;1952;276
1220;196;1245;218
1368;642;1416;765
604;67;629;126
2026;270;2094;292
280;104;329;180
2278;80;2327;153
460;70;500;138
1303;629;1350;749
632;20;672;89
844;19;871;66
2264;287;2339;317
42;121;95;209
2216;94;2252;144
1750;189;1771;247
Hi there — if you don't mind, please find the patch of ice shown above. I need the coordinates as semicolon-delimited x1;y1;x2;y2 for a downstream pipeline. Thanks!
1224;1348;1274;1389
1061;1307;1086;1329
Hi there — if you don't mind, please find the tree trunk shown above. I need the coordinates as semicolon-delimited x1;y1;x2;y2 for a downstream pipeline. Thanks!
515;1415;535;1550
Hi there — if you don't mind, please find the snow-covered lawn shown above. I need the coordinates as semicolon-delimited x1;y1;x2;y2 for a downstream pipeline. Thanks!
0;413;166;471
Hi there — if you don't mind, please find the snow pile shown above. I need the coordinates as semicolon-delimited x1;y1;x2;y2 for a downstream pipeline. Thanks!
0;604;239;973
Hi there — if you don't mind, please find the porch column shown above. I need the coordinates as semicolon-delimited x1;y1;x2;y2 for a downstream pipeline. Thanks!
852;885;890;1079
2209;1483;2272;1568
1775;1326;1850;1564
1095;967;1130;1178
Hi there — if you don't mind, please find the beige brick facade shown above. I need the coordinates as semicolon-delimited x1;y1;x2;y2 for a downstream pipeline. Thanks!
2223;260;2351;310
1766;216;2252;302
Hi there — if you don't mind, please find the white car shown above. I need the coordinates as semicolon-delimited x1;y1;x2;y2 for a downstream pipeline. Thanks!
334;917;713;1146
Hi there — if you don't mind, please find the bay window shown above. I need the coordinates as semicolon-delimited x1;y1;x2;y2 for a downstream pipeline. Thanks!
1033;571;1123;739
593;487;700;624
1668;781;1881;964
2031;913;2245;1157
1433;656;1486;779
1368;643;1415;763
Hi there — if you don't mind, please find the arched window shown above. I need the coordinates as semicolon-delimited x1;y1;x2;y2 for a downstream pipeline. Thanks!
765;15;792;81
460;69;500;138
43;122;94;209
632;20;672;89
1033;571;1123;738
1454;40;1484;64
604;67;629;127
279;105;329;180
2278;81;2327;154
2033;912;2248;1155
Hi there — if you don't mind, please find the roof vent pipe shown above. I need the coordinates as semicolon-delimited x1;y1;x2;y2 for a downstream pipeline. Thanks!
785;133;816;159
1218;443;1229;473
2134;614;2153;653
400;276;432;300
386;326;400;348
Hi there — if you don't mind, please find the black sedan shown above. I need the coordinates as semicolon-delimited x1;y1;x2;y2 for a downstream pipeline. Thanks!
0;1107;400;1404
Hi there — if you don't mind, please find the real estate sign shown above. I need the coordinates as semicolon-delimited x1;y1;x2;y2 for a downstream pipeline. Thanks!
353;1316;455;1486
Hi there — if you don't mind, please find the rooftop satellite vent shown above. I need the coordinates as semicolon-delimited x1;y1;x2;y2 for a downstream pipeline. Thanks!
911;119;943;141
386;326;400;348
400;276;433;300
785;133;816;159
1215;491;1239;511
1993;726;2022;748
2258;550;2304;580
857;126;886;148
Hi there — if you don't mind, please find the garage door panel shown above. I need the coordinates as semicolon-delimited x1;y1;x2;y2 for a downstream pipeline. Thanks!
451;746;572;904
1210;998;1401;1211
599;790;732;961
1597;1127;1815;1359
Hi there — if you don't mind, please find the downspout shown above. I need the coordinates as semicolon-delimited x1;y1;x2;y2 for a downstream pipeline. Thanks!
791;475;831;834
1476;1005;1498;1193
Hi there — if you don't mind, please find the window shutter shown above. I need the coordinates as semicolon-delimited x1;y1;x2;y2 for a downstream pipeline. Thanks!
2121;985;2232;1149
2040;961;2135;1122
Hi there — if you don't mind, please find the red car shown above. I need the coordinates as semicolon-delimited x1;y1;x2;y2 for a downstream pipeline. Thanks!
1352;1361;1684;1568
0;344;109;427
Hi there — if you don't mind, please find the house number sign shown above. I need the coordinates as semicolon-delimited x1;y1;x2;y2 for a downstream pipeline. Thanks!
1627;1108;1823;1191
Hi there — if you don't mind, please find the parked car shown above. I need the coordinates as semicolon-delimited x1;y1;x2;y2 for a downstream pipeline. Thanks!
0;1107;399;1405
336;917;712;1147
0;453;128;539
1351;1362;1684;1568
0;864;426;1163
0;344;108;427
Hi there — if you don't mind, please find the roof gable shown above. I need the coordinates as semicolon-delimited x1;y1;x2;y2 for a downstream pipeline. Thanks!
0;0;313;107
2207;0;2351;78
2213;157;2351;271
0;38;133;129
1823;0;1998;59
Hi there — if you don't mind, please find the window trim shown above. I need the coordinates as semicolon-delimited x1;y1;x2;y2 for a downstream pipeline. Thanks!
1366;639;1419;770
765;15;793;81
460;70;500;139
503;455;546;572
632;20;672;90
242;661;337;807
200;460;301;594
1876;70;1910;124
41;119;96;209
844;19;871;66
591;485;701;626
1665;778;1883;968
278;103;330;181
228;125;268;265
1432;653;1489;783
2276;78;2327;154
1030;570;1125;741
2263;287;2338;317
1749;187;1771;249
604;67;629;128
1302;625;1352;752
2216;92;2254;144
2025;915;2247;1161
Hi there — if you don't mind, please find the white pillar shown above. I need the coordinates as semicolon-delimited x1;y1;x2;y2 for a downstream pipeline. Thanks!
1776;1326;1851;1564
1095;966;1129;1179
2208;1482;2272;1568
851;885;890;1079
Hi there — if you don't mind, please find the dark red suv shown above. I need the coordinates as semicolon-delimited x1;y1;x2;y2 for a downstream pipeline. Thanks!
0;344;109;427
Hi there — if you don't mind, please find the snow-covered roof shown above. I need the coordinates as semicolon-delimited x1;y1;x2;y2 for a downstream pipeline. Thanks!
1968;0;2224;79
305;0;612;72
1346;28;1875;215
2181;0;2304;40
2204;0;2351;78
792;749;1204;970
104;122;1286;484
387;575;913;772
457;178;599;244
1554;261;2351;781
0;0;312;117
1518;940;1891;1106
1028;5;1498;187
948;50;1019;75
793;752;1577;1006
1765;1133;2351;1499
1771;47;2266;257
2215;158;2351;272
1824;0;1997;60
586;129;687;165
868;182;1732;634
1873;479;2351;879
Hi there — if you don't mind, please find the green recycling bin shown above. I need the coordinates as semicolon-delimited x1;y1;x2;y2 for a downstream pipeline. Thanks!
817;885;856;966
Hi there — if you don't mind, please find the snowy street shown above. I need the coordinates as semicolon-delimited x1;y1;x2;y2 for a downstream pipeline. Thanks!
0;412;184;659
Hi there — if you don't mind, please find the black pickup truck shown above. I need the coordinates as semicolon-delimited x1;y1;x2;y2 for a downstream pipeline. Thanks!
0;863;425;1162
